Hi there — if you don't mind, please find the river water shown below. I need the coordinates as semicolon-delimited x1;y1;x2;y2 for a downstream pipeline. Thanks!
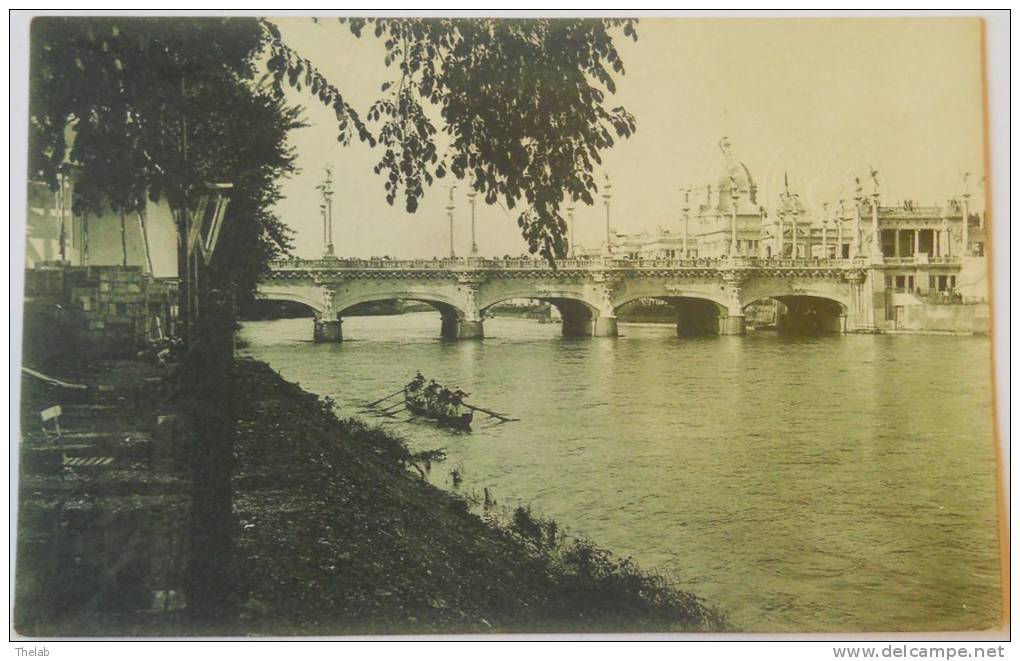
239;312;1002;632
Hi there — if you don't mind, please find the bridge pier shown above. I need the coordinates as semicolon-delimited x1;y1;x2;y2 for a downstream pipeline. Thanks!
719;313;745;335
313;317;343;342
440;314;483;340
592;316;618;337
458;319;484;339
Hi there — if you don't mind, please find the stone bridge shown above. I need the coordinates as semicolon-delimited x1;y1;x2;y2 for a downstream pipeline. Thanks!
256;255;904;341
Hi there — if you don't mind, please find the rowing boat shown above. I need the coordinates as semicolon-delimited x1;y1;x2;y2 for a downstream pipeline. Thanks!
404;388;473;431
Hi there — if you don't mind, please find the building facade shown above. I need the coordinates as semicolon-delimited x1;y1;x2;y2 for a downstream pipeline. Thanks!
600;138;989;308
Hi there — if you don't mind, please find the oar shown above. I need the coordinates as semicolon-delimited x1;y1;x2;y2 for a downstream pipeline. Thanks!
463;403;516;422
366;388;406;407
378;399;406;413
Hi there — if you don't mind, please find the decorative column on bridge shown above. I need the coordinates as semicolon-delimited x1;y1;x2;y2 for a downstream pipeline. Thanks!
680;187;690;259
313;286;342;342
467;187;479;256
567;205;576;258
837;199;849;259
591;270;618;337
843;268;879;333
316;167;336;258
450;272;485;339
777;206;785;258
718;268;747;335
821;203;829;258
602;174;613;255
729;172;740;256
852;177;864;258
447;184;458;258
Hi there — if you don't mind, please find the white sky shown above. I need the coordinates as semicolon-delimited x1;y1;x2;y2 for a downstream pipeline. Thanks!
270;17;986;259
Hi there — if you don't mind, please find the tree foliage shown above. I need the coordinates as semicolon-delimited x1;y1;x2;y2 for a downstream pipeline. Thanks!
263;18;638;260
29;17;302;297
30;16;638;279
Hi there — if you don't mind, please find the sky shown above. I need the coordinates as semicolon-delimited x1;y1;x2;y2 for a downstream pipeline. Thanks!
269;17;986;260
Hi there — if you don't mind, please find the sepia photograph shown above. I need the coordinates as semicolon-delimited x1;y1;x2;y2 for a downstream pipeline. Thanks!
10;11;1008;643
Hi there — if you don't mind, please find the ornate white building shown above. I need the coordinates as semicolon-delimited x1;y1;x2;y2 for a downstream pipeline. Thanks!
596;138;987;302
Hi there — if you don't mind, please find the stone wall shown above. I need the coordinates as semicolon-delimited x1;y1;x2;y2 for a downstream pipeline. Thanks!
23;264;177;365
891;300;989;334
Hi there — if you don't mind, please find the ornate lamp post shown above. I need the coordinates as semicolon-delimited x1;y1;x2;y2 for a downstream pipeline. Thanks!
869;168;881;257
680;186;690;259
852;176;863;258
567;205;576;257
940;202;950;257
777;207;785;259
729;173;739;256
961;172;971;256
315;167;335;257
837;199;847;259
447;184;457;259
602;174;612;255
821;202;829;259
467;187;478;256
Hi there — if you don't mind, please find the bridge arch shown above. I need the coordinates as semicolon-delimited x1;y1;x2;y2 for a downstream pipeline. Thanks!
331;290;474;340
255;290;324;317
742;293;849;334
334;290;465;319
478;290;601;337
612;291;730;338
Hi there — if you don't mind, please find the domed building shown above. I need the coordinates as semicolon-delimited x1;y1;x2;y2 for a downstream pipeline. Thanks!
684;137;765;258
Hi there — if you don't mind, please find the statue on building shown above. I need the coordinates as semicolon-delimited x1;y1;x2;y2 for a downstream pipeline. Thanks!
719;136;733;160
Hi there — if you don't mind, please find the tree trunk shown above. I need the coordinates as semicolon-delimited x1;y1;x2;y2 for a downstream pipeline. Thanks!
182;262;238;631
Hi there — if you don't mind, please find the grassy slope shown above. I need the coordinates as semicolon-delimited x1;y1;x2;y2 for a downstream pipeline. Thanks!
232;358;725;634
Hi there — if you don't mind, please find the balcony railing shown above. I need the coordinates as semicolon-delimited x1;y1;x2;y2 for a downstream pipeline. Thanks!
881;255;960;266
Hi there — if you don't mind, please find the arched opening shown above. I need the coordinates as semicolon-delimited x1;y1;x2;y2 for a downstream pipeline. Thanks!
744;295;846;335
243;298;317;320
335;297;468;341
249;290;324;319
615;296;725;338
480;296;598;338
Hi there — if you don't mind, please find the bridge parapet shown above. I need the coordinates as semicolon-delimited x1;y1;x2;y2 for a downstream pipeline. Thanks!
267;255;875;275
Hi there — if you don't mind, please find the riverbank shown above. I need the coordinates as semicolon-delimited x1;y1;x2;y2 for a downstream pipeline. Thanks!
15;356;725;636
228;358;724;634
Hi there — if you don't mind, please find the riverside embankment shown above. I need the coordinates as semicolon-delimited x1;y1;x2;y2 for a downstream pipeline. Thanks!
15;356;724;636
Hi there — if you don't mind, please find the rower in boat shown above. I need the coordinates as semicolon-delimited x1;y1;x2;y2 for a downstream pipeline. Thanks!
448;388;469;418
406;372;425;396
403;375;473;430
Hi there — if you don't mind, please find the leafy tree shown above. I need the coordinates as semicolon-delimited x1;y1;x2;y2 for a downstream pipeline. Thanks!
262;17;637;260
29;17;302;300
